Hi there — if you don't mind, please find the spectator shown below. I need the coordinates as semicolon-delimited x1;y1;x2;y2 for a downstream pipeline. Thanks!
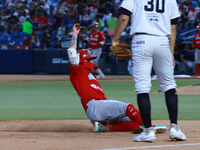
97;2;107;18
89;3;98;21
38;14;52;30
53;2;64;26
41;0;50;16
19;11;29;24
107;13;118;35
102;9;112;26
79;11;90;26
185;5;198;28
22;17;33;35
196;2;200;12
40;29;52;49
0;10;9;29
37;5;47;16
113;5;120;18
31;11;41;27
56;21;66;40
103;31;112;52
0;42;8;50
67;5;78;22
56;21;66;47
177;6;188;32
29;32;40;49
6;0;16;8
7;11;18;30
23;35;32;47
174;45;182;72
7;43;14;50
180;43;195;73
196;10;200;24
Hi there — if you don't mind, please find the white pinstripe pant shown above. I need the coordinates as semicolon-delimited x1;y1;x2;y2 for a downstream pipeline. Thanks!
131;34;177;94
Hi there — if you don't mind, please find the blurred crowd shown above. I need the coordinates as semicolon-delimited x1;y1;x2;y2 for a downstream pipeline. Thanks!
0;0;199;74
0;0;122;50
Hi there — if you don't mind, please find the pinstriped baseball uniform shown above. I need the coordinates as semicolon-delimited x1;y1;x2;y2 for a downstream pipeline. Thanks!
120;0;180;93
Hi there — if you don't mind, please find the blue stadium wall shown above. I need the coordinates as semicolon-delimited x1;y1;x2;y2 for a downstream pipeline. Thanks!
0;49;129;75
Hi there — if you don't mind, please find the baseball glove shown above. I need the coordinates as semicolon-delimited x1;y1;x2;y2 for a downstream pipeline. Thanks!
109;43;132;60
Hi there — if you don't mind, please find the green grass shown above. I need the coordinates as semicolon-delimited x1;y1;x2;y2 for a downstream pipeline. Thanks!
0;79;199;120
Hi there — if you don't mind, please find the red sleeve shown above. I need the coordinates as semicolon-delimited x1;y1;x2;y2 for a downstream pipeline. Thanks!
69;63;80;75
192;34;197;47
99;31;105;41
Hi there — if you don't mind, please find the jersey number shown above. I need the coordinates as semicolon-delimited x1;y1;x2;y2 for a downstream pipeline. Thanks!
144;0;165;13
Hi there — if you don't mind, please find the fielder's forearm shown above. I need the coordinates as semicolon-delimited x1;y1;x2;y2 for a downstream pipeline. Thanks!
169;24;176;55
112;14;129;45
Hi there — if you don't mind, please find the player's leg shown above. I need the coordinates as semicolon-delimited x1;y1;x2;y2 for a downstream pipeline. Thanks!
153;36;177;124
91;48;105;79
107;121;140;131
131;35;153;128
131;35;156;142
153;36;186;141
87;99;142;132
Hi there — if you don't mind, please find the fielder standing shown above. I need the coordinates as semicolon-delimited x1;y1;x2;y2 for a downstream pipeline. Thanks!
112;0;186;142
192;24;200;77
86;22;105;79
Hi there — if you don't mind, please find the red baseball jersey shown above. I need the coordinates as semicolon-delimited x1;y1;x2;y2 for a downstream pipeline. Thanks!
193;32;200;49
69;63;107;111
88;31;105;49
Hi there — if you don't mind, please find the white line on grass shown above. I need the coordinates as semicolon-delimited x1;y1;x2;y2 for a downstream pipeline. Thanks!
94;143;200;150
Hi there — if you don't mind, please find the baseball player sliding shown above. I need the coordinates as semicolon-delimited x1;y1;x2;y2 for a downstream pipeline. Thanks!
112;0;186;142
67;23;167;133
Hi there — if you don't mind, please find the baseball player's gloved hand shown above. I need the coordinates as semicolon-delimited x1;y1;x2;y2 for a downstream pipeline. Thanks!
109;43;132;60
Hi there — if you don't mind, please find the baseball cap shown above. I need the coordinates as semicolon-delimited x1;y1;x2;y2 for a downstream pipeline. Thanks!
92;22;98;28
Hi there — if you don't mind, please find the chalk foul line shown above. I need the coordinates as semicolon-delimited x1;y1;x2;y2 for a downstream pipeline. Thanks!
94;143;200;150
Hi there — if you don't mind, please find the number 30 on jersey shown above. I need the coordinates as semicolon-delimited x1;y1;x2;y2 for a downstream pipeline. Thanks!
145;0;165;13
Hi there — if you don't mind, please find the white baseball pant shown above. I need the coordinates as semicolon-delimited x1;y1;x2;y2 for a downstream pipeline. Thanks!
131;34;177;94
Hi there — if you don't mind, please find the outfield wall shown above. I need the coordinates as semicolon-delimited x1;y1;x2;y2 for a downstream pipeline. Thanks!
0;49;129;75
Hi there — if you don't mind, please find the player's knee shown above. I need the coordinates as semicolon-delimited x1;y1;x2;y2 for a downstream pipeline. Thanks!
135;88;151;94
160;83;176;93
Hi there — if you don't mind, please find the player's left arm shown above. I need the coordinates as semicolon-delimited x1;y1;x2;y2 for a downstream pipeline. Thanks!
169;24;176;55
169;17;179;67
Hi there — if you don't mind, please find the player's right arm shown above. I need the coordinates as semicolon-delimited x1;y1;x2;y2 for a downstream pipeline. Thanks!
67;24;80;66
112;14;129;46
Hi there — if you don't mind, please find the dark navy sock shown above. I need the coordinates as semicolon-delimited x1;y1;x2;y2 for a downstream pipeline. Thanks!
165;88;178;124
137;93;152;128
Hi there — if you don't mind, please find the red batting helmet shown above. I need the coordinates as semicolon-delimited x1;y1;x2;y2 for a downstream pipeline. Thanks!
78;49;97;70
78;49;97;63
92;22;98;28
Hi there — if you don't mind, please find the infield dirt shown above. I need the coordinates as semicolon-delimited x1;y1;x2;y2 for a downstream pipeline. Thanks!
0;75;199;150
